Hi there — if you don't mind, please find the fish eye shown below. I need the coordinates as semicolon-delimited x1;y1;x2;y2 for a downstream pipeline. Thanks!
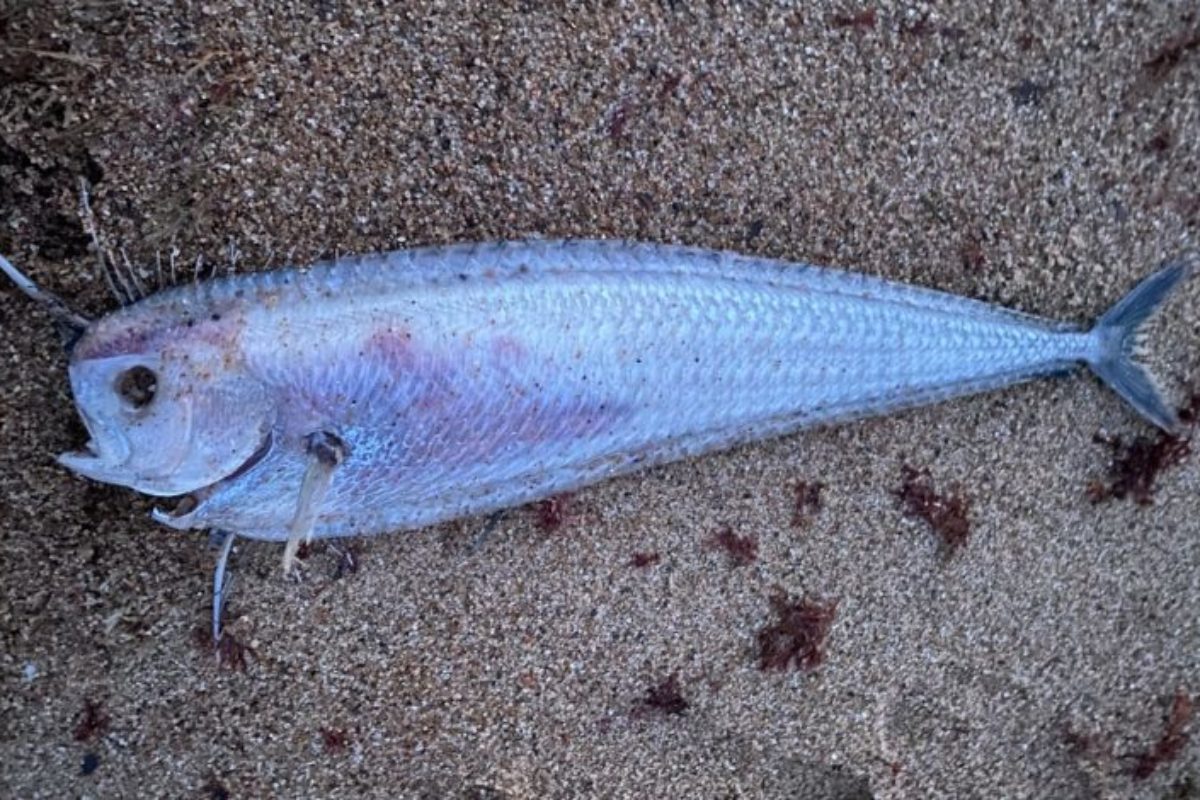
115;365;158;410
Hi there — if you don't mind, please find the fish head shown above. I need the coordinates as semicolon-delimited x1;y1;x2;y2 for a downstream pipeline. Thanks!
57;301;274;497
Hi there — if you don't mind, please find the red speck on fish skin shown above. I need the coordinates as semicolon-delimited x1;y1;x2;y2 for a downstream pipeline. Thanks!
363;327;417;372
491;335;526;360
362;327;458;415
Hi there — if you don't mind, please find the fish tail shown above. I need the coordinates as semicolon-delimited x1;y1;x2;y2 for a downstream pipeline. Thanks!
1087;255;1195;432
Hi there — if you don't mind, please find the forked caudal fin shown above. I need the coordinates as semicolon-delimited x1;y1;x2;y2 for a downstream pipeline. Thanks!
1088;255;1196;433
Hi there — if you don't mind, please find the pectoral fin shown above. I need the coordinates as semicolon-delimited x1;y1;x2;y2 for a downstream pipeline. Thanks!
282;431;349;573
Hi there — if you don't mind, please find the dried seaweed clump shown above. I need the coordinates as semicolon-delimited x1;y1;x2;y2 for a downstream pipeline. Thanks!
216;632;253;670
193;627;255;671
1088;423;1193;507
637;674;689;716
757;589;837;671
1131;689;1193;780
629;551;661;568
533;493;572;531
705;525;758;566
321;726;350;754
72;699;110;742
791;480;825;527
1142;30;1200;82
894;465;971;555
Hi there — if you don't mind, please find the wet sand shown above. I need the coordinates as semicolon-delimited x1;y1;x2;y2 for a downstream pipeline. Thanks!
1;3;1198;798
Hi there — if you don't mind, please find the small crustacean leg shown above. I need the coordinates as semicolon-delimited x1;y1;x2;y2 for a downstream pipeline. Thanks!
281;431;349;573
211;529;237;644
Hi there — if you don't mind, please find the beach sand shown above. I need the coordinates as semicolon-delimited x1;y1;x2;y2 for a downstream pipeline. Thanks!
1;3;1198;798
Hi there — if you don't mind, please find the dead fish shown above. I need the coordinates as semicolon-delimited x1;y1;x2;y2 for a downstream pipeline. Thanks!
1;241;1192;638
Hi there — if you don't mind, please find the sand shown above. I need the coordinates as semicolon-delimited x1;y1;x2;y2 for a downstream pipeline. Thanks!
2;3;1198;798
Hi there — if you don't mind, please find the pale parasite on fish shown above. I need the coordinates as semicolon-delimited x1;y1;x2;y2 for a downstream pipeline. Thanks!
0;241;1193;641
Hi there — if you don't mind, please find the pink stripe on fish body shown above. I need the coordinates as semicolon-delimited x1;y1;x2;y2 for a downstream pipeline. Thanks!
356;324;626;457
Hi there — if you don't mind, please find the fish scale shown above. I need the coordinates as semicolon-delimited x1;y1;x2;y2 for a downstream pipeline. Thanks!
2;242;1188;545
149;242;1149;540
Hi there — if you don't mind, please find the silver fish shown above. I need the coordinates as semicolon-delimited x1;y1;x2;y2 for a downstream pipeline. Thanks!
1;241;1191;634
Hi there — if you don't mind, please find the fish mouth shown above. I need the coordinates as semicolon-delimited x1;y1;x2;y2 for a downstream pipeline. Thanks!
57;439;131;486
58;398;197;494
57;409;133;478
57;440;111;476
151;430;274;527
